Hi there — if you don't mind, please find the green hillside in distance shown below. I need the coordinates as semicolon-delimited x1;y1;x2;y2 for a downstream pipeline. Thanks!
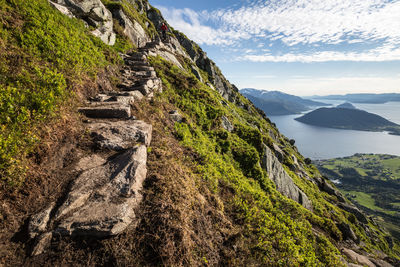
295;107;400;135
315;154;400;240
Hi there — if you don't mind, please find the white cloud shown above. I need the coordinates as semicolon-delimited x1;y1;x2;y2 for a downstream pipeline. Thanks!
239;45;400;63
157;1;400;62
210;0;400;47
157;6;249;46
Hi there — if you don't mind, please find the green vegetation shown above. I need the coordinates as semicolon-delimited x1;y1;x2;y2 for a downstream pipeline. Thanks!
0;0;118;185
316;154;400;240
149;55;398;265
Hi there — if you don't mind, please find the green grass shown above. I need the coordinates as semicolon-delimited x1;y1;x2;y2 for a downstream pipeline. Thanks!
0;0;118;185
342;190;394;214
319;154;400;181
147;55;400;265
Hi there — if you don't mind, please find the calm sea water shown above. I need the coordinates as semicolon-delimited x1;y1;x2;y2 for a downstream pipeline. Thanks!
269;100;400;160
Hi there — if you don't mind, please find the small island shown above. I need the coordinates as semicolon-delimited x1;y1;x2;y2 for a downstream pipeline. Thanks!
295;107;400;135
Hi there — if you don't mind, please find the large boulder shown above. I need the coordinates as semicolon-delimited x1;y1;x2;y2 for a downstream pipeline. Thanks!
29;145;148;248
49;0;116;45
261;145;313;211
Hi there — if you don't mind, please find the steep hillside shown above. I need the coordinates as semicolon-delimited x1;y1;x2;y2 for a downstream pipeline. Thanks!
1;0;399;266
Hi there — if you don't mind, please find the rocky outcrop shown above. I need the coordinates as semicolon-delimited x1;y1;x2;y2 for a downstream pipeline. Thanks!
29;146;147;239
261;145;313;211
55;146;147;237
341;248;376;267
337;222;358;242
339;202;368;224
112;8;150;47
174;31;239;102
49;0;116;45
315;176;346;203
221;116;234;132
169;110;183;122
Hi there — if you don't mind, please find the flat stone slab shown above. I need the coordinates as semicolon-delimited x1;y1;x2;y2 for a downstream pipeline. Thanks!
88;120;152;150
29;146;148;243
78;102;131;119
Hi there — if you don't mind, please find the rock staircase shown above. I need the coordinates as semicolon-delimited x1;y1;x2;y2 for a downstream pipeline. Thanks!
28;47;162;256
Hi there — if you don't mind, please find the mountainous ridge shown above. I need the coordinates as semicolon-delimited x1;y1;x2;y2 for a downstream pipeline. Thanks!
240;88;329;115
0;0;399;266
312;93;400;104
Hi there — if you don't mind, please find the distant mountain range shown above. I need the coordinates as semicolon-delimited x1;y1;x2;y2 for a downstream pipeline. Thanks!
295;106;400;135
312;93;400;104
240;88;329;115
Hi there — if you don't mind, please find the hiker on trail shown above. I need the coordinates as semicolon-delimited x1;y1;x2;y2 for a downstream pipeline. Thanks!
161;22;168;41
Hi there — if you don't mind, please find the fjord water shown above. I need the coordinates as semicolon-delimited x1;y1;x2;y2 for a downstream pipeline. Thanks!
269;100;400;159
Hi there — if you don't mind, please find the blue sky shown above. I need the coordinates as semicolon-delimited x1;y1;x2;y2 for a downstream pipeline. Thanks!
149;0;400;96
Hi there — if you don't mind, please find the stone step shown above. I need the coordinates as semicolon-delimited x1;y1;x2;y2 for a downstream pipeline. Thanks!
78;102;131;119
123;80;162;96
129;65;154;72
134;70;156;78
126;54;147;61
124;59;149;67
88;120;153;150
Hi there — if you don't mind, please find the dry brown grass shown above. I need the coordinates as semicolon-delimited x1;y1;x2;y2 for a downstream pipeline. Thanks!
1;89;249;266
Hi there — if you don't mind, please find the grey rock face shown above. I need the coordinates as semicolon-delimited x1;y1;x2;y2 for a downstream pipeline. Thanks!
341;248;376;267
315;177;346;203
49;0;116;45
31;233;53;256
112;9;149;47
370;258;394;267
221;116;233;132
54;146;148;237
169;110;183;122
339;202;368;224
261;145;313;211
174;31;238;103
29;204;55;239
337;222;358;242
89;120;152;150
30;145;148;244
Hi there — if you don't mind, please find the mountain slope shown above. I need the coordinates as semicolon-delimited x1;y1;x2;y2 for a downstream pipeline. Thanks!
241;88;329;115
295;107;398;132
0;0;399;266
